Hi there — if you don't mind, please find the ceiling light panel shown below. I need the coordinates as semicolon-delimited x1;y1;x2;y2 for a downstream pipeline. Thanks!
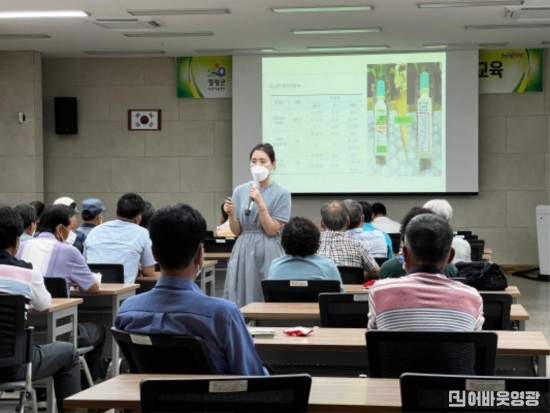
418;0;523;8
0;10;89;18
195;48;275;54
123;32;214;38
0;33;50;39
127;8;230;16
272;5;373;13
85;50;165;56
466;23;550;29
307;45;389;52
292;28;381;35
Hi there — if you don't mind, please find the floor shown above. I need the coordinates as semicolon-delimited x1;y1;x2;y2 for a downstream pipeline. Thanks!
1;268;548;412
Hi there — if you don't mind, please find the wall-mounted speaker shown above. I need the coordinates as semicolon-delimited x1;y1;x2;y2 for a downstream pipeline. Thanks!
54;97;78;134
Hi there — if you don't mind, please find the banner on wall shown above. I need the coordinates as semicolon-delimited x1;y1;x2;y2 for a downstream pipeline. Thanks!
479;49;543;94
176;56;232;98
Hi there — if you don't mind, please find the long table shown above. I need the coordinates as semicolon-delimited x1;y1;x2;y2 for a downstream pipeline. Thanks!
241;302;530;330
64;374;401;413
251;328;549;377
72;283;139;377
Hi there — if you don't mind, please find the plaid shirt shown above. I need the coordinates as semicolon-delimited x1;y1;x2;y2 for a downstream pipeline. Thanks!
318;230;378;273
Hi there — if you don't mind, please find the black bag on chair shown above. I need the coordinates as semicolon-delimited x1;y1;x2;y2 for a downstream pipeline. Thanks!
455;261;508;291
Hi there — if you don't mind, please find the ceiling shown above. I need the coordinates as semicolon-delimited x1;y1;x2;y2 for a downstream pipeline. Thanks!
0;0;549;58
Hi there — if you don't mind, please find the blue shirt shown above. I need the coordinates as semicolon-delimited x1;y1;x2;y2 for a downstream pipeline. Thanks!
347;227;388;258
363;222;394;259
267;254;344;292
115;276;267;376
84;220;156;284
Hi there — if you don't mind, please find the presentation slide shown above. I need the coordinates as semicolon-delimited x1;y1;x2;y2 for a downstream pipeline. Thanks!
262;53;446;193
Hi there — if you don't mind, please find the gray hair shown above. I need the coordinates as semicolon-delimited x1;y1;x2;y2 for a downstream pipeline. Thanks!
343;199;363;229
404;213;454;264
321;200;349;231
423;199;453;222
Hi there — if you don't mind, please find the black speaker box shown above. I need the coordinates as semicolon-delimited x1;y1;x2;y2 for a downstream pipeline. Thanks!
54;97;78;134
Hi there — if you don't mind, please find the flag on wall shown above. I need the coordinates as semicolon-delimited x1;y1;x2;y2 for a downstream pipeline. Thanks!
176;56;232;98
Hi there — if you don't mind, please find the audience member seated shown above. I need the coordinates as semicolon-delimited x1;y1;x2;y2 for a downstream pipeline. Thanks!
215;202;236;237
29;200;45;224
371;202;401;233
14;204;37;242
423;199;471;264
84;192;156;284
267;216;343;291
317;200;379;277
379;207;459;279
115;203;267;375
139;200;155;230
368;213;484;331
78;198;106;236
345;200;387;258
53;196;86;253
360;201;394;258
17;205;106;381
0;206;81;412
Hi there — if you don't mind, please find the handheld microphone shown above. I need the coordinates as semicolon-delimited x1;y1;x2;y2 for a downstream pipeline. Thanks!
244;182;259;216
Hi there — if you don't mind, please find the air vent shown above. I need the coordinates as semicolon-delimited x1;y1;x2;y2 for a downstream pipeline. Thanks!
92;18;161;31
505;6;550;21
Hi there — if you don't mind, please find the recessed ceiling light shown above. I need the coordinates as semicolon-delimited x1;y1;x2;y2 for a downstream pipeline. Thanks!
466;23;550;29
0;10;89;18
418;0;523;8
307;45;389;52
127;8;230;16
195;48;275;54
123;31;214;38
423;42;508;48
292;28;381;35
272;5;373;13
0;33;51;39
85;50;166;56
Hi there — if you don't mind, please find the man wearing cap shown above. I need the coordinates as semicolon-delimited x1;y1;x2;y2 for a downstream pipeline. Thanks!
53;196;86;253
78;198;106;237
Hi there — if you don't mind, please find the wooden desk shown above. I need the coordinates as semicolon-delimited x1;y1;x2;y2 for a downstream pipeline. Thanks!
252;328;549;377
343;284;522;303
138;260;218;296
241;302;529;329
72;283;139;377
64;374;401;413
204;252;231;260
28;298;83;413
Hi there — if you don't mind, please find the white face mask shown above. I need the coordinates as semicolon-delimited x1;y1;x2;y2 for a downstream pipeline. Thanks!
64;229;77;246
250;165;270;182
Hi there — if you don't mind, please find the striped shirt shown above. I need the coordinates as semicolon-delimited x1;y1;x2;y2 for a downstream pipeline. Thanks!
368;268;484;331
318;230;378;273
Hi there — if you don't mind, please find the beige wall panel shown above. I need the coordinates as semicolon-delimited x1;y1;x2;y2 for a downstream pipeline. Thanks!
142;192;215;228
43;86;111;121
0;156;37;192
109;86;178;121
45;157;111;193
506;116;549;153
142;59;175;86
144;121;214;156
0;52;35;81
76;122;145;157
479;116;506;154
479;154;545;191
477;228;538;264
0;193;42;205
0;118;36;155
111;157;180;193
546;154;549;191
214;121;232;157
44;132;78;157
43;59;146;86
179;98;232;121
34;116;43;156
0;82;35;118
507;190;550;228
179;157;231;193
479;93;545;117
35;156;43;193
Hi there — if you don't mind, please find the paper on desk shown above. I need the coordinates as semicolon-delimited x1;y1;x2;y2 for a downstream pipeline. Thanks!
93;272;102;284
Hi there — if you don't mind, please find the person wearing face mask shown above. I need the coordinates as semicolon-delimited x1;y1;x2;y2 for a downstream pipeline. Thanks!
14;204;38;242
53;196;87;253
116;203;268;375
223;143;291;306
16;204;107;382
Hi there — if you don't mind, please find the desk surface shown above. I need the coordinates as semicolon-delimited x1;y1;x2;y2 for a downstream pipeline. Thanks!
28;297;83;314
64;374;401;412
204;252;231;259
145;260;219;281
241;302;529;321
343;284;521;298
71;283;139;296
251;328;549;356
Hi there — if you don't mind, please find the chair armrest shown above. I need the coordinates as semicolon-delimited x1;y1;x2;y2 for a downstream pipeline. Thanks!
24;326;34;363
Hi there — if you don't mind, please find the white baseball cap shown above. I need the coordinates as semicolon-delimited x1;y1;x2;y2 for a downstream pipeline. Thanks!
53;196;79;212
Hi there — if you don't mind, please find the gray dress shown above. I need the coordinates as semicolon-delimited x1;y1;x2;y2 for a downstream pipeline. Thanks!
223;181;291;307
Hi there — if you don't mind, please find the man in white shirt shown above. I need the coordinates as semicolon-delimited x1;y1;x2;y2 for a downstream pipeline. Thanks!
372;202;401;233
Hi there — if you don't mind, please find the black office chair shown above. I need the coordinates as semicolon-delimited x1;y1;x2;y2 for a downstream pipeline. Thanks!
318;293;369;328
400;373;550;412
87;263;124;283
481;293;513;330
140;374;312;413
110;328;214;374
203;237;236;253
336;266;364;284
261;280;340;302
42;277;95;387
466;239;486;261
374;256;388;267
366;331;497;378
0;294;37;413
455;230;473;237
388;233;401;254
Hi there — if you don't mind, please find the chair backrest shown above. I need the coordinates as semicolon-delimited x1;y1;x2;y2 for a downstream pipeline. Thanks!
261;280;340;302
110;327;214;374
203;237;236;253
318;293;369;328
466;239;485;261
336;266;364;284
387;233;401;254
374;257;388;267
366;331;497;378
88;263;124;283
43;277;69;298
480;293;512;330
400;373;550;412
455;230;473;237
140;374;312;413
0;294;26;370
